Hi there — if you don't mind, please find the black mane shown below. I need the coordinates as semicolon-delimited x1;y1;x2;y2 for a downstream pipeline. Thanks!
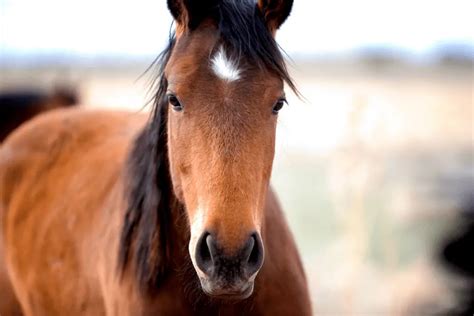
117;36;176;290
118;0;296;291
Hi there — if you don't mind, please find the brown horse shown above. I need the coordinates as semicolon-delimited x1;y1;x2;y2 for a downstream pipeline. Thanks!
0;0;311;315
0;87;78;142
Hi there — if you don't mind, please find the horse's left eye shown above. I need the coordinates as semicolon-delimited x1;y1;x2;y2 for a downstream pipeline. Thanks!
272;98;286;114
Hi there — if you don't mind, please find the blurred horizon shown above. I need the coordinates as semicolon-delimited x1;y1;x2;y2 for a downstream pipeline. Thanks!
1;0;473;66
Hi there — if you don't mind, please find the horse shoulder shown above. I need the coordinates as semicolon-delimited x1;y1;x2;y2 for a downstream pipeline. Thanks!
0;108;148;315
0;205;22;316
0;108;145;213
252;188;312;315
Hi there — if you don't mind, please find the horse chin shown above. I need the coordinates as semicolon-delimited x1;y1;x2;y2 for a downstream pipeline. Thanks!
199;278;254;301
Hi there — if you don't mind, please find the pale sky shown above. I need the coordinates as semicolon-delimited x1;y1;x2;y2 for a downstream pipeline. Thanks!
0;0;472;57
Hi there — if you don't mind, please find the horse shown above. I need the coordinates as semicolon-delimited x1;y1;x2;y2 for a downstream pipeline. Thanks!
438;198;474;316
0;87;78;142
0;0;312;315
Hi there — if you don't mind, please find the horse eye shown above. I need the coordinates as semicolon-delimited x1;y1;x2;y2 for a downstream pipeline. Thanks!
167;94;183;111
272;98;286;114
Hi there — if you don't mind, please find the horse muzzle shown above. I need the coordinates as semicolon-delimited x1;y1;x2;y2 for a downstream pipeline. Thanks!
194;231;264;299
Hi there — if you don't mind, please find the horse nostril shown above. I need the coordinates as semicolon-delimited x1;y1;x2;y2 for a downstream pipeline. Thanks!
195;232;213;274
242;235;255;263
244;233;264;276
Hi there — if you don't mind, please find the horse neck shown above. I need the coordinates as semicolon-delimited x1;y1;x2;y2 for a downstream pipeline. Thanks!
167;197;191;263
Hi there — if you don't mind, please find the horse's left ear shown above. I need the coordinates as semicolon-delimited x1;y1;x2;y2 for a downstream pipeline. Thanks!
167;0;219;31
257;0;294;32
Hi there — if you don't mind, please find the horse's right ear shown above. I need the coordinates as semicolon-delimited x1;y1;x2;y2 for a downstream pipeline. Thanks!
167;0;219;31
257;0;294;33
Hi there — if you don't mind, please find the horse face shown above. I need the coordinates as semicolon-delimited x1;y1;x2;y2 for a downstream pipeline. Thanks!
165;0;293;300
165;31;283;299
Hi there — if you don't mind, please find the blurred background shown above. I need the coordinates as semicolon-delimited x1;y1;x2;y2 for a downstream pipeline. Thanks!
1;0;473;315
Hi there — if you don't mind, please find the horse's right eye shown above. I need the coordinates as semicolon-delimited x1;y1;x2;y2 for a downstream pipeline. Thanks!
168;94;183;111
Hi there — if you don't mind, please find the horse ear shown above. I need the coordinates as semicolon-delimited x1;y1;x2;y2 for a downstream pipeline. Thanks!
167;0;219;31
257;0;294;32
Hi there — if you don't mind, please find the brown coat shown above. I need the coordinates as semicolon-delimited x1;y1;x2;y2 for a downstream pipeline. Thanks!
0;109;311;315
